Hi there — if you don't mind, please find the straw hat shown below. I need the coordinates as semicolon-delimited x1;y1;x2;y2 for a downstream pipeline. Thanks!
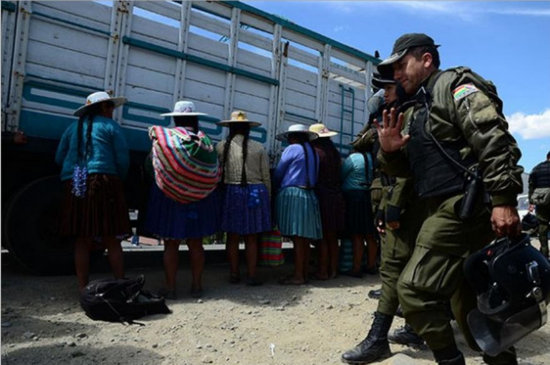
74;91;126;116
161;100;207;117
217;110;261;127
309;123;338;138
276;124;318;141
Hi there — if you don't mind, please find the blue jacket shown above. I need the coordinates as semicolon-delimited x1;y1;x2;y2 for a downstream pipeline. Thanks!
55;115;129;181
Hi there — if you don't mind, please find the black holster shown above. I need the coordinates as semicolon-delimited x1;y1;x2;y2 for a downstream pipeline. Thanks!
458;169;482;220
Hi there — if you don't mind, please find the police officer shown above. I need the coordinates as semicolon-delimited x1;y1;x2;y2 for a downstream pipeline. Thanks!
342;73;424;364
529;151;550;259
376;34;523;365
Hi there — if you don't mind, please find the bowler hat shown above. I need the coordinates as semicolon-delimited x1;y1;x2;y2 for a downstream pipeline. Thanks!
378;33;439;67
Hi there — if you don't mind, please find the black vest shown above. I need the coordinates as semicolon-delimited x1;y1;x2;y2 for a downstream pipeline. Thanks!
406;80;475;198
532;161;550;188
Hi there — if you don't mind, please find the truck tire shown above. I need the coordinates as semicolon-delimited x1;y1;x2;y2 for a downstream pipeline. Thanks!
4;175;76;274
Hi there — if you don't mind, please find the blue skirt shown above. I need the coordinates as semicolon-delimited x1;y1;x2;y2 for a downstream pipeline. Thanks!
220;183;271;235
276;186;322;240
144;183;221;239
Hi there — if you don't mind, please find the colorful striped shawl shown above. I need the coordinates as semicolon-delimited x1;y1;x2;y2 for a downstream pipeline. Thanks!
149;126;220;204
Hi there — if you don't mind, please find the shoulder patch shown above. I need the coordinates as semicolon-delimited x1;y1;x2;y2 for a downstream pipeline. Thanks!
453;83;478;101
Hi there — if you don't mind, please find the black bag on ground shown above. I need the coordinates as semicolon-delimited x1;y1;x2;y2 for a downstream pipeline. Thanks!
80;275;170;324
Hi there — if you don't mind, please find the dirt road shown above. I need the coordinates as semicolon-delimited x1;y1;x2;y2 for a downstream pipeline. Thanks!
2;256;549;365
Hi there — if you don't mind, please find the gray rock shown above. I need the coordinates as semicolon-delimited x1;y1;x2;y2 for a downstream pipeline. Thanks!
22;331;35;339
71;351;85;358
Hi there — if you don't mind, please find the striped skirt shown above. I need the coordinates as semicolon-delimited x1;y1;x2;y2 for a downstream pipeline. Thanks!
275;186;322;240
144;183;221;240
220;183;271;235
59;174;131;240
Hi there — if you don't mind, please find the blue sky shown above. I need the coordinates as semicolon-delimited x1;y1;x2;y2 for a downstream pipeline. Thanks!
244;1;550;173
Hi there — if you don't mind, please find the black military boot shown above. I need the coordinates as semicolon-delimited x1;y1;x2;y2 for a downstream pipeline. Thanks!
434;346;466;365
388;323;425;347
341;312;392;364
482;346;518;365
368;288;382;299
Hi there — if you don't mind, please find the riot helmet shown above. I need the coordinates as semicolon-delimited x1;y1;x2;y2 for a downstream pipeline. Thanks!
464;233;550;356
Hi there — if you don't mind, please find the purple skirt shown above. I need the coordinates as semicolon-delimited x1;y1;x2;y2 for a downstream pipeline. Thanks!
144;183;221;239
220;183;271;235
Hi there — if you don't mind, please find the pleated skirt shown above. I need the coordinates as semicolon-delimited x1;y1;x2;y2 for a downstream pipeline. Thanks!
59;174;131;240
344;189;375;235
220;183;271;235
144;183;221;240
276;186;322;240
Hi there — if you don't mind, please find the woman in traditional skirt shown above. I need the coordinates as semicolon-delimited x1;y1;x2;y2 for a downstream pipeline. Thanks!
56;91;131;290
144;101;220;299
309;123;346;280
216;111;271;285
341;145;378;277
274;124;322;285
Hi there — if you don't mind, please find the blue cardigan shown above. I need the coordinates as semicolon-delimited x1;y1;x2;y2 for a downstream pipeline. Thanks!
274;143;318;191
55;115;129;181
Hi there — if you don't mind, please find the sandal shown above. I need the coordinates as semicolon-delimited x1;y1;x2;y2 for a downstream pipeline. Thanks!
157;288;178;300
229;272;241;284
311;272;329;281
278;275;306;285
342;270;363;279
190;286;203;299
246;277;263;286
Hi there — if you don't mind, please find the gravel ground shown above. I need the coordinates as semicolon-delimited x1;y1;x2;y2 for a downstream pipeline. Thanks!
2;251;550;365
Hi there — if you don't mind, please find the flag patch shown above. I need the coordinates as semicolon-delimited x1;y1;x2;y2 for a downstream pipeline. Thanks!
453;83;478;100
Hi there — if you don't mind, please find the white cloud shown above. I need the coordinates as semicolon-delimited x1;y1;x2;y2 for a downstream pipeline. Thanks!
333;25;350;33
507;109;550;140
322;1;550;22
487;8;550;17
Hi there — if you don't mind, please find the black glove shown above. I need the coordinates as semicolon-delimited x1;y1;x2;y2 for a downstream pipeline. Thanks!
385;204;401;224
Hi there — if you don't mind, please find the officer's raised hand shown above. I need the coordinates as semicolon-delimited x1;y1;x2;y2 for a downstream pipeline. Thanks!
375;107;410;153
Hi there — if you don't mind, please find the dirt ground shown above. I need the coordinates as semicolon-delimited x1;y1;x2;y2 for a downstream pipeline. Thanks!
2;251;550;365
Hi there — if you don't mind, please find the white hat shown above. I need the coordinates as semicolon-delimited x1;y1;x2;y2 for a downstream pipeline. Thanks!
217;110;261;127
74;91;126;116
309;123;338;138
161;100;207;117
276;124;318;141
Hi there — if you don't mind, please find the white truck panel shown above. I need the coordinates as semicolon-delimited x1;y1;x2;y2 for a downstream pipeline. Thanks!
33;1;112;30
26;40;108;79
4;0;379;155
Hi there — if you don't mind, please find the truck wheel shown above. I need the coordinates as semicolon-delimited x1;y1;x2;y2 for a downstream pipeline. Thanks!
4;175;76;274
